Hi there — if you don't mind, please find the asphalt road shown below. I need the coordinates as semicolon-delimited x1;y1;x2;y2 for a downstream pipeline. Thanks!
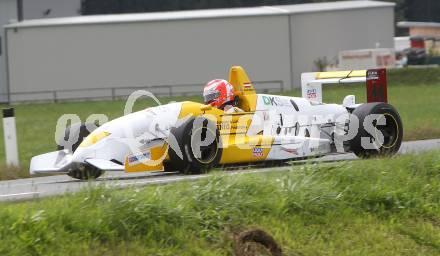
1;139;439;202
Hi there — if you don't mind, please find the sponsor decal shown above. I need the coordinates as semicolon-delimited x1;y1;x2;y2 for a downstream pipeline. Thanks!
252;147;264;157
218;122;231;130
367;70;379;80
262;96;290;107
127;151;151;166
307;89;317;99
217;122;247;131
237;125;248;130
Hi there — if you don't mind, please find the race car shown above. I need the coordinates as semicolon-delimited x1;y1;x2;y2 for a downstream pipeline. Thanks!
30;66;403;179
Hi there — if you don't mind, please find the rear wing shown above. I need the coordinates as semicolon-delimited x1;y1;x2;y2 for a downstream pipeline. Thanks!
301;69;387;104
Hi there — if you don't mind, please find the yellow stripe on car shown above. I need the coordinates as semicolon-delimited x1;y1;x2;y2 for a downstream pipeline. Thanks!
316;70;366;79
79;131;110;147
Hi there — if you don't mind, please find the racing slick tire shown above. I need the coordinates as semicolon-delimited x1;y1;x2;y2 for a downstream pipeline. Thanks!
165;117;222;174
57;123;103;180
68;165;104;180
349;102;403;158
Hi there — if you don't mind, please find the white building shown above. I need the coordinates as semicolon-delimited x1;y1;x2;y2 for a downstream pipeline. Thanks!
3;0;395;102
0;0;81;102
22;0;81;20
0;0;18;102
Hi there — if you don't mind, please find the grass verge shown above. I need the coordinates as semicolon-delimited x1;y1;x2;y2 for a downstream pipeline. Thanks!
0;165;30;180
1;151;439;255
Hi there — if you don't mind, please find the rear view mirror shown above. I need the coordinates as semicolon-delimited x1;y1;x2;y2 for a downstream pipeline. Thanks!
200;105;212;111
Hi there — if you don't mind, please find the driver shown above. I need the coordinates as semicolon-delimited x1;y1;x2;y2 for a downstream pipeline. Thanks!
203;79;243;113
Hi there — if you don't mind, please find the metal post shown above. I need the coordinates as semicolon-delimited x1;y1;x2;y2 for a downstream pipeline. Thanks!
2;108;19;166
288;15;294;91
4;28;11;105
111;88;116;101
53;91;58;103
16;0;24;21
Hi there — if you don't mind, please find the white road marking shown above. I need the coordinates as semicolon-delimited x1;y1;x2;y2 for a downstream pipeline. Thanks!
0;192;40;200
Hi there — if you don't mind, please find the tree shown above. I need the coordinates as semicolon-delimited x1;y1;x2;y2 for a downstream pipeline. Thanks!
81;0;351;15
81;0;440;25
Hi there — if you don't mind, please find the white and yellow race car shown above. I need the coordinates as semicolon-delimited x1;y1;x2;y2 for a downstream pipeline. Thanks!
30;66;402;179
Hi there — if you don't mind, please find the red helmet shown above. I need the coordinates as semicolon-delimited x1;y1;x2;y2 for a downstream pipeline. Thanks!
203;79;235;109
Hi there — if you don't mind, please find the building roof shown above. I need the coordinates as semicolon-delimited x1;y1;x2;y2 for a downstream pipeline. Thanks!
397;21;440;28
6;0;394;29
271;0;393;14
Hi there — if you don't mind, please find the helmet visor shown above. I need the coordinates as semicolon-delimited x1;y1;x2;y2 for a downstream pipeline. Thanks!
203;90;220;104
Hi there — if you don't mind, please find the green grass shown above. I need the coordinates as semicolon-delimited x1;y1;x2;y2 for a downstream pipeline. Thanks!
0;67;439;176
0;151;439;255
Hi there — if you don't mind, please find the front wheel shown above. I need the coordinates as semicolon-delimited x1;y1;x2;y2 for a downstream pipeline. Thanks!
58;123;104;180
165;117;222;174
68;164;103;180
349;102;403;158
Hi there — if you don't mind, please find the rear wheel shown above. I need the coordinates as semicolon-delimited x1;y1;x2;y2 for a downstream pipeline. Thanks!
349;103;403;158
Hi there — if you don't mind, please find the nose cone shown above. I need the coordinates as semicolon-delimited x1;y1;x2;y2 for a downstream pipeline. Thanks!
71;102;183;165
71;146;95;163
98;102;183;139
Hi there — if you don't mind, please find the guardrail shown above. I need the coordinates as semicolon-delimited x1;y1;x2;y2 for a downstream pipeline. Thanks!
1;80;284;104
